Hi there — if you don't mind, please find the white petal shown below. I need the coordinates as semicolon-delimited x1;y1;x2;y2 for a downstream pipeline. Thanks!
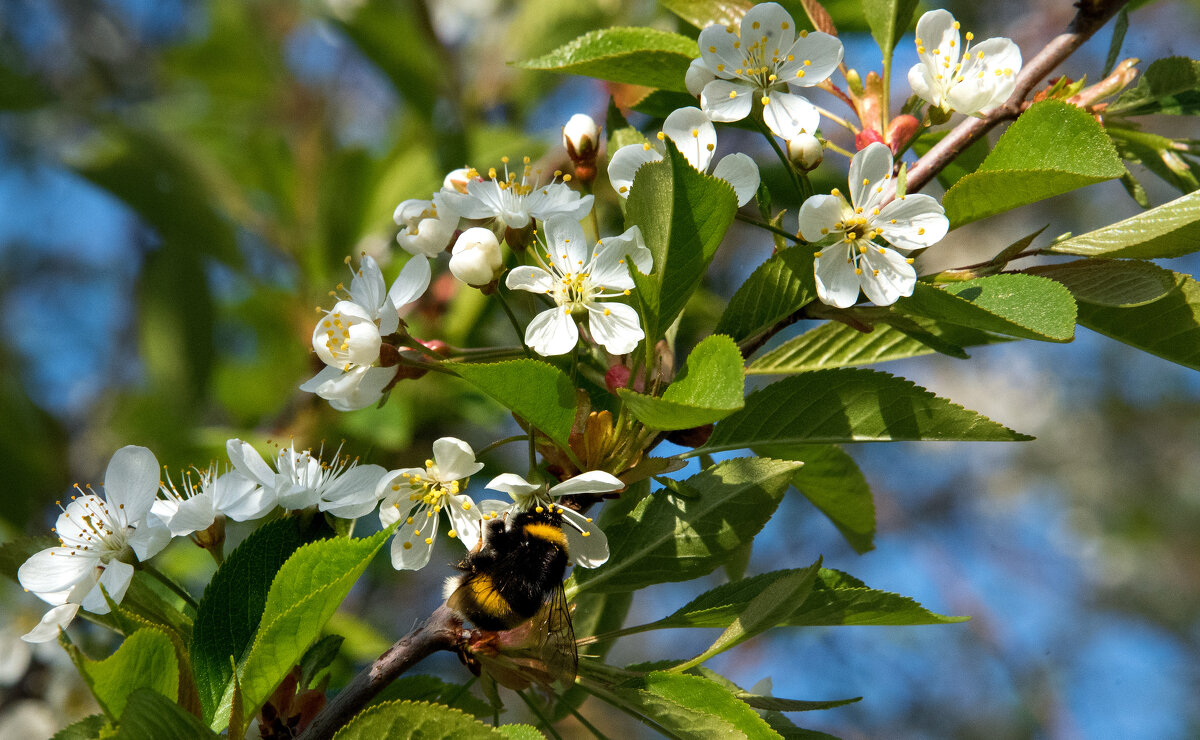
433;437;484;480
711;153;760;206
763;91;820;139
543;217;589;275
525;307;579;357
505;265;556;295
848;143;893;208
741;2;798;54
227;439;278;489
586;239;638;291
859;247;917;306
319;367;395;412
18;548;96;594
561;508;608;569
162;495;216;536
446;494;483;551
388;255;431;309
662;106;716;172
697;24;743;76
587;302;644;356
318;464;388;519
128;518;171;561
215;471;275;521
478;498;515;520
607;144;663;200
389;514;439;570
700;79;754;123
22;604;80;643
486;473;540;498
907;62;939;108
916;9;959;63
549;470;625;497
685;58;716;97
779;31;843;87
80;560;134;614
349;255;388;315
300;365;343;393
814;248;862;308
877;194;949;250
797;194;846;242
103;446;160;525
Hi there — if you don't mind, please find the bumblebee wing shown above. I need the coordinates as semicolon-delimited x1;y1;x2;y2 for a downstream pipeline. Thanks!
535;582;577;690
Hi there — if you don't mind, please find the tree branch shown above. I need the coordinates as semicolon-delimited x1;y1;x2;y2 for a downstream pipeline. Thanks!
296;605;463;740
883;0;1131;201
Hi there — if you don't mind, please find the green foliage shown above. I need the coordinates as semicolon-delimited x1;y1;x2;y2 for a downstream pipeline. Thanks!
372;676;493;718
191;517;303;721
1076;271;1200;370
517;28;698;92
896;275;1078;342
715;246;818;341
862;0;920;62
660;0;753;30
706;368;1032;453
1108;56;1200;117
756;445;875;553
50;714;109;740
332;700;505;739
619;335;745;429
1102;7;1130;77
747;318;1010;373
453;360;579;451
1027;259;1177;307
605;671;781;739
1045;190;1200;259
626;140;739;346
942;102;1126;227
570;458;801;595
115;689;218;740
66;628;180;719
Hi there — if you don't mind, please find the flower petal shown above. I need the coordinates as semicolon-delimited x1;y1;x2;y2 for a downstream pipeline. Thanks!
741;2;798;54
587;302;644;356
486;473;540;498
433;437;484;480
161;494;216;537
446;493;483;552
525;307;579;357
128;518;171;561
543;217;590;275
877;194;949;250
320;367;396;412
848;143;893;208
814;247;862;308
214;471;275;521
388;255;432;309
505;265;556;295
80;560;134;614
389;513;439;570
859;246;917;306
22;604;80;643
299;365;344;393
560;508;608;569
662;106;716;172
349;255;387;315
779;31;843;87
915;9;959;63
711;153;761;206
697;24;742;76
227;439;279;490
318;464;387;519
763;91;819;139
797;194;846;242
18;548;96;595
549;470;625;497
685;58;716;97
700;79;754;123
607;144;663;199
103;445;160;525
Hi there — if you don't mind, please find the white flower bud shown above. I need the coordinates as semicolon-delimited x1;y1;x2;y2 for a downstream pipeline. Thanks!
442;167;472;195
562;114;599;161
449;227;504;286
787;134;823;171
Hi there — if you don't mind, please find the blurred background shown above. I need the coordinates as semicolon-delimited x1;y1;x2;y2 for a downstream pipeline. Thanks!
1;0;1198;737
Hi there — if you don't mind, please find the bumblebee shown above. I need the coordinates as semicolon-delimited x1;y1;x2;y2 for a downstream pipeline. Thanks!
445;507;577;688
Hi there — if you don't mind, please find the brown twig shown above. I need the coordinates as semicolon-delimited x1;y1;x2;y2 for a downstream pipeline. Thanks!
296;605;463;740
882;0;1131;202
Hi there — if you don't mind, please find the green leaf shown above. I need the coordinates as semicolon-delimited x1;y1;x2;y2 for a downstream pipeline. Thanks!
192;517;303;721
619;335;745;430
1108;56;1200;116
50;714;109;740
690;668;860;713
1044;190;1200;259
332;700;503;739
614;672;781;739
675;560;822;671
748;317;1011;373
715;246;818;341
626;139;739;344
1102;7;1129;77
212;529;390;730
660;0;753;29
706;368;1032;452
1026;259;1177;307
1076;271;1200;370
756;445;875;553
68;629;179;719
942;101;1126;228
372;676;494;719
115;688;219;740
862;0;919;62
895;274;1077;342
517;28;698;92
656;567;966;629
496;725;546;740
570;458;801;595
910;131;990;190
453;360;578;451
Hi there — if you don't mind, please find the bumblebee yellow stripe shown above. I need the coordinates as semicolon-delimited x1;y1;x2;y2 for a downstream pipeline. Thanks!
523;522;568;549
468;575;513;619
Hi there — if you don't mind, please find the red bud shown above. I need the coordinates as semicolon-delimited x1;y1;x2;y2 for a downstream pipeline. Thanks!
886;114;920;154
855;128;885;150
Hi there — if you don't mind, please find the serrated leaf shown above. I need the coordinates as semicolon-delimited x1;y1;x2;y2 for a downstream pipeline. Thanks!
68;629;179;719
626;140;739;344
660;0;752;29
1044;190;1200;259
706;368;1032;452
715;246;817;341
517;28;698;92
192;517;303;721
1108;56;1200;116
453;360;578;451
895;274;1077;342
748;317;1011;373
496;725;546;740
690;668;860;714
212;529;390;730
862;0;919;62
756;444;874;553
942;102;1125;227
332;700;503;739
1026;259;1177;307
570;458;800;595
1076;270;1200;370
619;335;745;429
50;714;109;740
614;672;781;739
1102;7;1129;77
372;675;494;719
115;688;218;740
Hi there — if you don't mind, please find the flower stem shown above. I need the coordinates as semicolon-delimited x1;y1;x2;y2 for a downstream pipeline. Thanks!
734;212;803;243
141;562;200;611
756;118;805;201
476;434;529;456
494;288;533;358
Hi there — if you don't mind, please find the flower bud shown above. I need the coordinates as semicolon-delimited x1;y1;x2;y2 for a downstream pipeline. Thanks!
855;128;885;151
562;114;599;160
786;134;823;171
442;167;473;195
603;364;642;393
449;227;504;286
845;68;864;96
886;114;920;154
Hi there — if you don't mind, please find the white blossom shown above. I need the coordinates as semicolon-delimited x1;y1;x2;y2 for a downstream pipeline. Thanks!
376;437;485;570
798;143;948;308
17;446;171;642
505;218;651;356
482;471;620;568
151;464;274;537
449;227;504;285
608;106;760;206
562;113;599;160
694;2;843;138
226;438;386;518
907;9;1022;117
394;193;460;258
440;156;593;230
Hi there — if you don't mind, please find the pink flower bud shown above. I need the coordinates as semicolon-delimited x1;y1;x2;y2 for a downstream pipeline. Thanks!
886;115;920;154
855;128;885;151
